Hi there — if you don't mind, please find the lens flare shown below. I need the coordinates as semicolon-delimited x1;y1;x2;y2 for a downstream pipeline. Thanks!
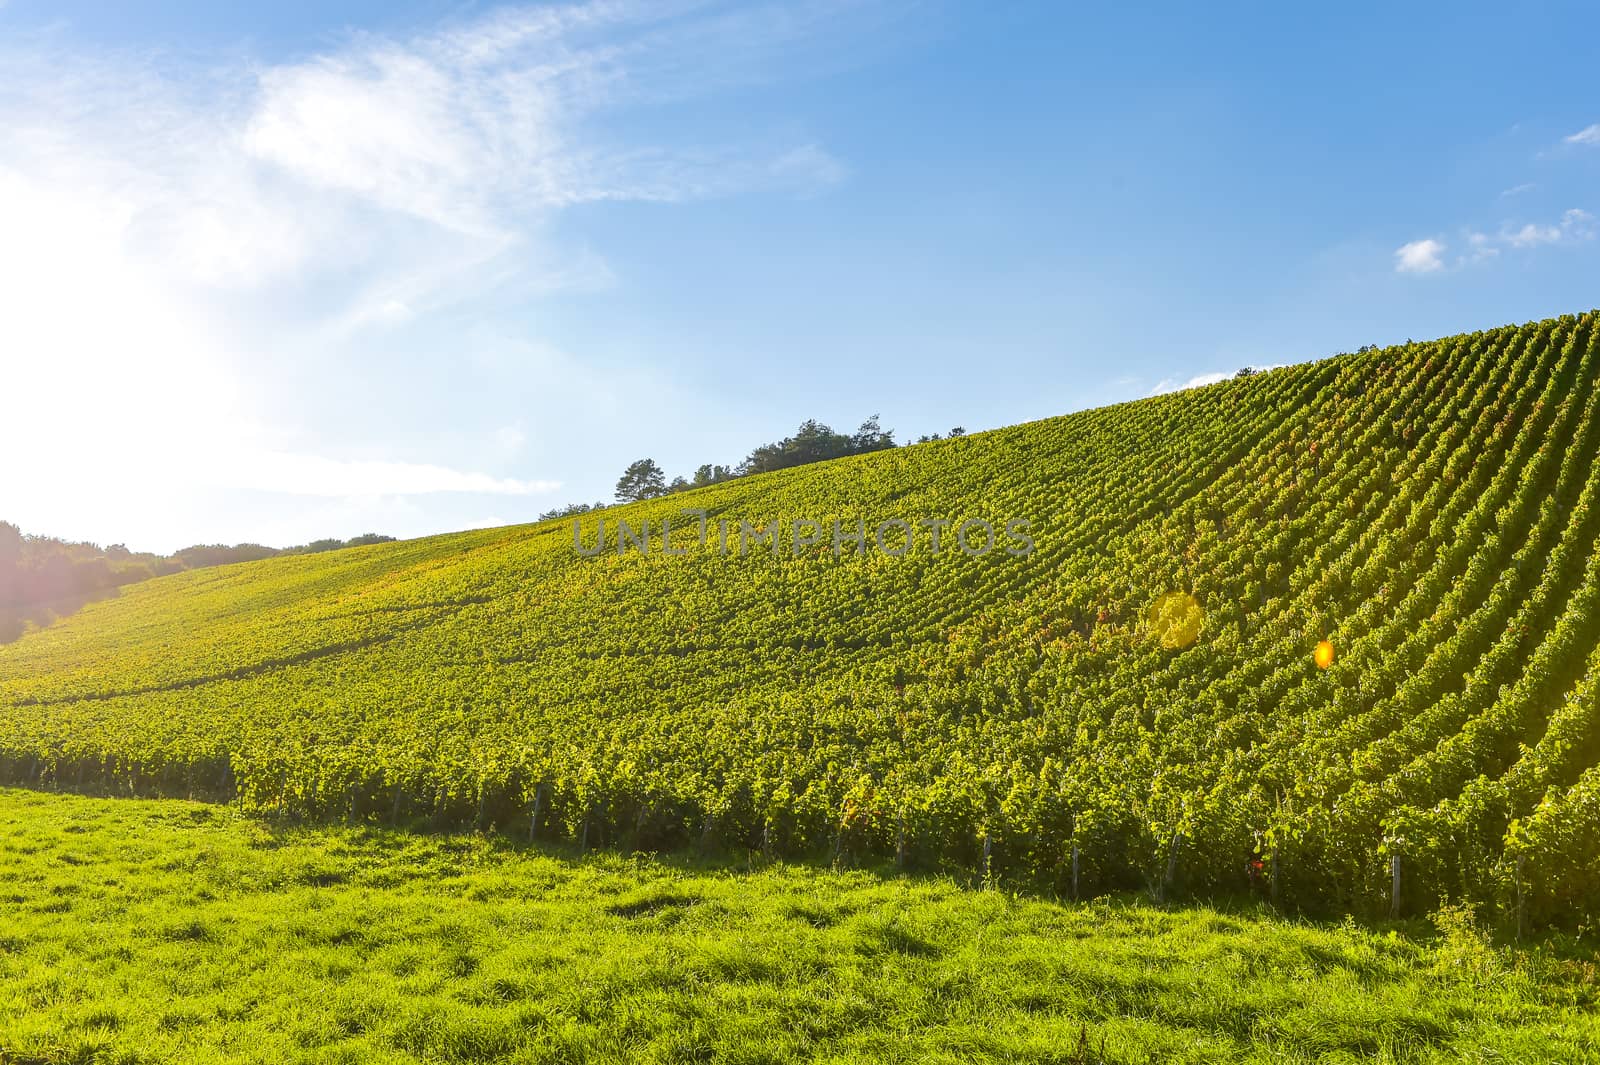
1314;640;1335;669
1147;591;1204;649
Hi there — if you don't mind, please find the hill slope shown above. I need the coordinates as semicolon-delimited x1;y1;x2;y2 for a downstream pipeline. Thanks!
4;313;1600;924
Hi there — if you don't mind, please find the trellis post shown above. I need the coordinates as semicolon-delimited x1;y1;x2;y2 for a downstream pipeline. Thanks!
1515;854;1526;942
1160;830;1182;903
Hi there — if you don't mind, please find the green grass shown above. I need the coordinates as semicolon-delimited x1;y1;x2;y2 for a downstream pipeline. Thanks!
1;789;1595;1064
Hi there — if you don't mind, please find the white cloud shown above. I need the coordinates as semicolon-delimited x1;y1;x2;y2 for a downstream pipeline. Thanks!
1394;238;1446;274
1396;210;1598;272
1561;207;1599;239
239;6;851;229
1147;362;1288;396
1504;222;1562;247
1565;123;1600;146
1502;208;1596;248
0;2;860;549
1500;183;1536;197
769;143;849;192
218;451;559;497
494;425;528;454
1149;372;1229;396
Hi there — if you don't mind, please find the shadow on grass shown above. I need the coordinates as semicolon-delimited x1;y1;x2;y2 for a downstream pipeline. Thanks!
6;781;1596;964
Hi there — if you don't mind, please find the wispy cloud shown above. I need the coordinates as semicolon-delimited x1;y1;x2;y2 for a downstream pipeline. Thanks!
221;452;560;497
1149;363;1288;395
1503;222;1562;248
1565;123;1600;146
769;142;849;193
1149;372;1229;396
1395;209;1595;274
1502;208;1596;248
1500;182;1537;197
0;1;868;548
238;8;851;229
1465;231;1499;262
1394;238;1446;274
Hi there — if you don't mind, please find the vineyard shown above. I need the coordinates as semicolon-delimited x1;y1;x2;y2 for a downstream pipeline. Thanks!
4;313;1600;927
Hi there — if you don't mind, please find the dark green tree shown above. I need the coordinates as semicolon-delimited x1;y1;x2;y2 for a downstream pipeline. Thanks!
540;501;601;521
850;414;896;453
692;464;734;487
0;522;20;567
615;459;667;502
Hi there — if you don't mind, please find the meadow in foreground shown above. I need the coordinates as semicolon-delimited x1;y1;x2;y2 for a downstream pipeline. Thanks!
0;789;1595;1064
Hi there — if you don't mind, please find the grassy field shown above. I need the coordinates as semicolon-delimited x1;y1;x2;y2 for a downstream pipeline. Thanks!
6;319;1600;1062
1;789;1595;1064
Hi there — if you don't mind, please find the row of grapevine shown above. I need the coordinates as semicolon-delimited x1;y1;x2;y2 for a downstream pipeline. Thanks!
4;313;1600;927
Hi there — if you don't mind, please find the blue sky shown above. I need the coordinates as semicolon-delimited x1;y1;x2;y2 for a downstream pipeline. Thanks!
2;1;1597;552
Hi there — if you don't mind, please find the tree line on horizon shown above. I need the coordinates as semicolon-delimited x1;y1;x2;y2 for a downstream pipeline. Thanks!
0;523;395;641
542;414;969;517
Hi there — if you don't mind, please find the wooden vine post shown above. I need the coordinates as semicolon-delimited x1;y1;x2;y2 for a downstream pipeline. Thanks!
528;783;544;843
1515;853;1526;942
1159;829;1182;903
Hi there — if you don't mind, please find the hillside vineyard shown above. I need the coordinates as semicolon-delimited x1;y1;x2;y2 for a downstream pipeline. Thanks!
4;313;1600;926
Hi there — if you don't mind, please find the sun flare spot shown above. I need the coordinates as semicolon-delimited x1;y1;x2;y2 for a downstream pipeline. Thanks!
1147;592;1204;649
1314;640;1335;669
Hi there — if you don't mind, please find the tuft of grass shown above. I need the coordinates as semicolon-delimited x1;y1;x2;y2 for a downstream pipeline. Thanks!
0;788;1596;1064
